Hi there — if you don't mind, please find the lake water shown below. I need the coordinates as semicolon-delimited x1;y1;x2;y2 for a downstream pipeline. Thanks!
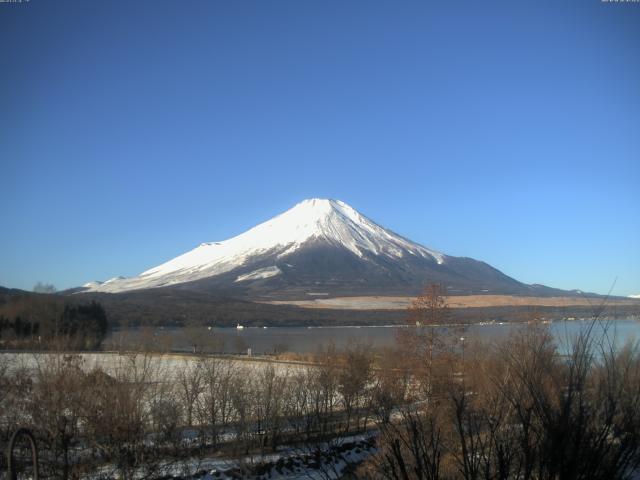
104;318;640;355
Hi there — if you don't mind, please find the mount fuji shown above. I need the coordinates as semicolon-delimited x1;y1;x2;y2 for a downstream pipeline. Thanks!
79;198;567;298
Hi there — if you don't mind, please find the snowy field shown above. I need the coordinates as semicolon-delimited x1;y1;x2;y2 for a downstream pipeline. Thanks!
88;434;377;480
0;352;306;382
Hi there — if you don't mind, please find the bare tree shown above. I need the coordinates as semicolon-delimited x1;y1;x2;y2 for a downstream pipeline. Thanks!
30;354;86;480
176;358;203;428
338;344;373;433
374;314;640;480
253;364;289;453
397;283;456;401
197;357;237;449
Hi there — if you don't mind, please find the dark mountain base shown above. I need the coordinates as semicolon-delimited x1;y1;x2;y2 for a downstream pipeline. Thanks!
81;289;640;328
152;242;579;299
4;286;637;330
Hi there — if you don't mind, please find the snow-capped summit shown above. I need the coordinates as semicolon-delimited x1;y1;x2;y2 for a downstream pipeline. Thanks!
80;198;536;297
83;198;444;293
141;198;444;278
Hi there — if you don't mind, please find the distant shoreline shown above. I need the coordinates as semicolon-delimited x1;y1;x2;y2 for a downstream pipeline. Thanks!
262;294;640;310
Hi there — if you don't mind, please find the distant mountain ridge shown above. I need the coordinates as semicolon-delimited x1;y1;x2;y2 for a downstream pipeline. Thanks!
79;198;586;299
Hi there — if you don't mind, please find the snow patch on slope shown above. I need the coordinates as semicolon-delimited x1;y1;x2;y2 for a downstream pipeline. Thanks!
235;266;282;283
82;198;445;293
629;294;640;299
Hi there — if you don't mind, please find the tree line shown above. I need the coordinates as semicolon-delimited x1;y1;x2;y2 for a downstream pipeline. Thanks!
0;294;108;350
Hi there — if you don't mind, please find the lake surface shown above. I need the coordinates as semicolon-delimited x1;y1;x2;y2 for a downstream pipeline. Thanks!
104;318;640;355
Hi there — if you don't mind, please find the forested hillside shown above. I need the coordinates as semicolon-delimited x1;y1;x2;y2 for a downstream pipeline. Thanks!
0;288;108;350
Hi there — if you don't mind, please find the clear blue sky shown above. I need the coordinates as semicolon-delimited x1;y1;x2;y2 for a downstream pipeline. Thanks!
1;0;638;296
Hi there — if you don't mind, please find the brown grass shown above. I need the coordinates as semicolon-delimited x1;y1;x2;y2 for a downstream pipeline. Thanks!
263;295;640;310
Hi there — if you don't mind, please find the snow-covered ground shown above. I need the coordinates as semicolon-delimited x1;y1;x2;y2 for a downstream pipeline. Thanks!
0;352;305;382
89;434;377;480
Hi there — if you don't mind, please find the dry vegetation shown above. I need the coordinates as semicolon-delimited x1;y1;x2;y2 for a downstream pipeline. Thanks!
264;294;640;310
2;286;640;479
0;294;108;351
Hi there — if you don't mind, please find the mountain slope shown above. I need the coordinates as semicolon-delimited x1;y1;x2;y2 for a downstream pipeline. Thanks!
80;198;571;298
